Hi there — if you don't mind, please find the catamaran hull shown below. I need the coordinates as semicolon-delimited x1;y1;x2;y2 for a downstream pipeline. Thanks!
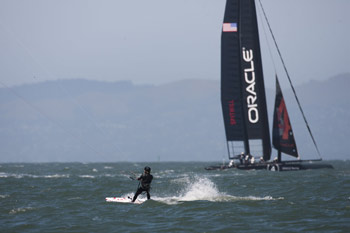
205;161;333;171
237;162;333;171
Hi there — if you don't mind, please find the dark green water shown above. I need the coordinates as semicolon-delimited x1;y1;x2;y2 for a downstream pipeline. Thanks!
1;161;349;232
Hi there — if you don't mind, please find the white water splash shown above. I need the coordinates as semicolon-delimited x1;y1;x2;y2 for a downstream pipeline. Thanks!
153;177;227;204
153;177;283;205
180;177;222;201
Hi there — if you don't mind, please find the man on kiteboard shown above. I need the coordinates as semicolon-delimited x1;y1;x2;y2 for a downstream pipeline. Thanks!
131;166;153;202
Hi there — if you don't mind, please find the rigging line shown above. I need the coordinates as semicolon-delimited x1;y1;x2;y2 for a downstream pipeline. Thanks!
0;20;127;159
256;2;277;74
257;0;322;158
0;80;105;158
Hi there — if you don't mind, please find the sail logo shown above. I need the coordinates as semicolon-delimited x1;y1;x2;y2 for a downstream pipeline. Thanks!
277;98;292;140
228;100;236;125
242;47;259;124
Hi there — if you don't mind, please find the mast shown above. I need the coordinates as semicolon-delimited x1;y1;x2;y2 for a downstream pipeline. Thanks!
238;0;251;155
221;0;271;160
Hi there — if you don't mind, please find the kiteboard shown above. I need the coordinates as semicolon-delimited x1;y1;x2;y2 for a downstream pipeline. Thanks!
105;197;144;204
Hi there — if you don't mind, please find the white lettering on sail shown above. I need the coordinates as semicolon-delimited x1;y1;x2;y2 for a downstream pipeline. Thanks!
242;47;259;124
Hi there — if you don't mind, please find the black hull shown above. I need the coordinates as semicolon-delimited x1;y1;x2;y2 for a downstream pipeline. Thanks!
238;162;333;171
205;165;235;171
205;161;333;171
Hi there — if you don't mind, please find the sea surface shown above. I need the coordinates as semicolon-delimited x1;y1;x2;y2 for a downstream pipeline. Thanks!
0;161;349;232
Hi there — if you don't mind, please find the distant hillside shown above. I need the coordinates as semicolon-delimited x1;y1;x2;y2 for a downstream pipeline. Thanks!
0;74;349;162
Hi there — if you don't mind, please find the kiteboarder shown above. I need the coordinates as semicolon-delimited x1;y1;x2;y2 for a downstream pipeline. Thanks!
131;166;153;202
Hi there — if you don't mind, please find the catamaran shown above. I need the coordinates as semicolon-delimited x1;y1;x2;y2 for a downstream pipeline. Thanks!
206;0;333;171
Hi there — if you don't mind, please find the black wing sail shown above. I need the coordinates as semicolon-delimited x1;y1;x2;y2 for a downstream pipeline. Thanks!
272;76;298;158
221;0;246;156
221;0;271;160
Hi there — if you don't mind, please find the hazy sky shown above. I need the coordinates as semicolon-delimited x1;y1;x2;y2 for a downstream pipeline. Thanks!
0;0;349;88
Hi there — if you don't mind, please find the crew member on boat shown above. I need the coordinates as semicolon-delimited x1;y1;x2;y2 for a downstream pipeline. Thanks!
250;156;255;164
239;152;244;164
245;154;251;164
228;160;235;167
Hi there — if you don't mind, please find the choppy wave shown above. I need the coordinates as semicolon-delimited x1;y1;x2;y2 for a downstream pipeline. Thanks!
154;169;175;179
9;207;35;215
0;162;348;232
43;174;70;178
79;175;95;179
67;197;82;200
0;172;69;179
0;172;120;179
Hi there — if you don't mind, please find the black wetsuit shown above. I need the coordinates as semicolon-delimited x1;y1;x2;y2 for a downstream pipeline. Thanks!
132;173;153;202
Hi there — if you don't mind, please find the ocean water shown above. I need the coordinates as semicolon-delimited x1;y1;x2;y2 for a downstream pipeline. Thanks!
0;161;349;232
